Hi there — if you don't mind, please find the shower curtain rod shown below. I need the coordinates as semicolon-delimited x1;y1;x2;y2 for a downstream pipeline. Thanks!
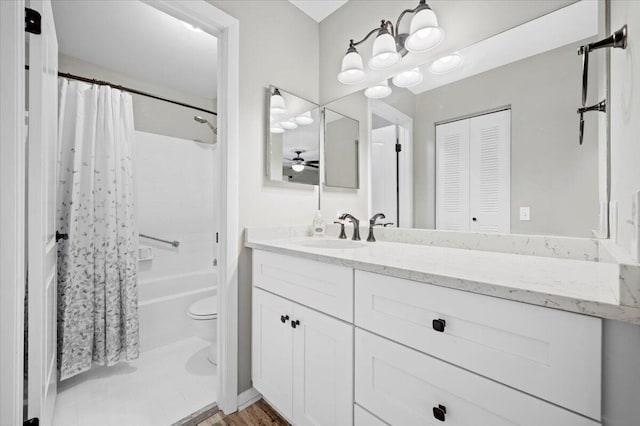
25;65;217;116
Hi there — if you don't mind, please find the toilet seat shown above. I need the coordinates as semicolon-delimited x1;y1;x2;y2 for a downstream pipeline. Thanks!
188;296;218;320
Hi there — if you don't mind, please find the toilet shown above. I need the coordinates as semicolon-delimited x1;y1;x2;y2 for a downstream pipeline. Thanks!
188;296;218;364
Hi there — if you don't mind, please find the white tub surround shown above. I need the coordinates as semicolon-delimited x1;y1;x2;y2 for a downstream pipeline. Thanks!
245;226;640;324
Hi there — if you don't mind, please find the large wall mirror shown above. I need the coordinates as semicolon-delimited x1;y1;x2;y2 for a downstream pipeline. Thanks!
324;0;607;238
266;86;321;185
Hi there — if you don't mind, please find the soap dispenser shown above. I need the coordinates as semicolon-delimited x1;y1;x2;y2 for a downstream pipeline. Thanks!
312;210;326;237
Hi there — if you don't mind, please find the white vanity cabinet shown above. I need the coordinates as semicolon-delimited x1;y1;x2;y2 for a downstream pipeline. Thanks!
252;250;354;426
251;250;603;426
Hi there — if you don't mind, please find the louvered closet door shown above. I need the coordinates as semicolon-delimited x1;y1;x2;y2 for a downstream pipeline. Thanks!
469;110;511;233
436;119;470;231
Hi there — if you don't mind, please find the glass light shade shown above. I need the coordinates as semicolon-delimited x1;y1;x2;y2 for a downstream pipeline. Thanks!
270;91;287;114
337;50;365;84
280;119;298;130
364;80;392;99
270;123;285;134
369;31;401;70
292;162;305;172
405;8;444;53
295;111;314;125
429;53;463;74
392;68;424;88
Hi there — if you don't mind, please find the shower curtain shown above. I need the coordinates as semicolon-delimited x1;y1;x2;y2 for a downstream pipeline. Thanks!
57;78;139;380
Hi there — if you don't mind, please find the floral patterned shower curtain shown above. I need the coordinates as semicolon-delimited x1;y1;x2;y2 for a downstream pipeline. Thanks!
56;78;139;380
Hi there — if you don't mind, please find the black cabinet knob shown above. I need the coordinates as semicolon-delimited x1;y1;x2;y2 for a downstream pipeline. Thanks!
56;231;69;241
280;315;289;323
433;404;447;422
472;217;477;222
432;319;446;332
291;319;300;329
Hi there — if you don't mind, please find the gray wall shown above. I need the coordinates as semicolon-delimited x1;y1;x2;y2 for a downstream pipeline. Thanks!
208;0;320;394
325;115;359;189
414;42;600;237
58;54;217;144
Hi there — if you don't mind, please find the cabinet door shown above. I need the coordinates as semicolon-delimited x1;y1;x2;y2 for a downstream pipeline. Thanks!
252;288;294;420
469;110;511;233
436;118;470;231
293;303;353;426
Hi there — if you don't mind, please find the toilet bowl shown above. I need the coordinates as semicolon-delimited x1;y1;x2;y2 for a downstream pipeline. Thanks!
188;296;217;364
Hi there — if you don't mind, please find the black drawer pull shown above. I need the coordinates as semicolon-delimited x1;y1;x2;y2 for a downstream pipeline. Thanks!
433;404;446;422
291;319;300;329
432;318;446;332
56;231;69;242
280;315;289;323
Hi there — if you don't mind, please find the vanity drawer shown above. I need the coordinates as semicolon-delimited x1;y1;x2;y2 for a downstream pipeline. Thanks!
252;250;353;321
354;405;387;426
355;329;599;426
354;270;601;419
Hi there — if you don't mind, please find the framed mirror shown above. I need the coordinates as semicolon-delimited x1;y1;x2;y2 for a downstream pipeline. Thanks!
266;86;321;185
324;108;359;189
323;0;606;238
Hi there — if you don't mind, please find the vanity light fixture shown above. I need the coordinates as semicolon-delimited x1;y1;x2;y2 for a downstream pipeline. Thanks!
429;53;463;74
280;119;298;130
295;111;314;125
270;88;287;114
337;0;443;85
270;122;285;134
364;80;392;99
392;67;423;88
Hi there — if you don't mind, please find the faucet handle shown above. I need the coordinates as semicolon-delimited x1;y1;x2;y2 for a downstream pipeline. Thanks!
333;221;347;239
369;213;386;225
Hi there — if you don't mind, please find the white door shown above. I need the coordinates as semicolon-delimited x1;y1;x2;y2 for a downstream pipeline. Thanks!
292;304;353;426
435;119;470;231
252;288;294;420
469;110;511;233
371;125;397;224
27;0;58;425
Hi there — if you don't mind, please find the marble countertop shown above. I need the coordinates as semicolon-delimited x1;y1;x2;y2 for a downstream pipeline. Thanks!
246;234;640;324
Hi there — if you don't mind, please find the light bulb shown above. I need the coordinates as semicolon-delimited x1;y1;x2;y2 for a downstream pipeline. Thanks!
364;80;392;99
369;30;400;70
270;89;287;114
392;68;423;88
405;7;444;53
429;53;463;74
292;163;305;172
338;46;365;84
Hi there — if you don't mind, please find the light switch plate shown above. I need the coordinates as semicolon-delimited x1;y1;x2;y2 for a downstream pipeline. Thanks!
519;207;531;221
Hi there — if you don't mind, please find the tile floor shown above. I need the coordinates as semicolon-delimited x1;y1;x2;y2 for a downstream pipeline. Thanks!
53;337;217;426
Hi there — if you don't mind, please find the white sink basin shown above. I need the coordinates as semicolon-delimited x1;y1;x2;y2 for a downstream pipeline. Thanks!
296;239;366;249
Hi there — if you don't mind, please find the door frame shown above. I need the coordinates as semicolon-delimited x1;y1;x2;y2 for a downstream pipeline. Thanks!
370;99;414;228
142;0;240;414
0;1;27;425
0;0;241;421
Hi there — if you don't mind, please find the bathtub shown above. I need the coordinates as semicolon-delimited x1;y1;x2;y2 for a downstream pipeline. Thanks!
138;270;216;352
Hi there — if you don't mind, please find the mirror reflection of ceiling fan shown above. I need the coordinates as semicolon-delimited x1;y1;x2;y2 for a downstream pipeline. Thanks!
284;150;319;172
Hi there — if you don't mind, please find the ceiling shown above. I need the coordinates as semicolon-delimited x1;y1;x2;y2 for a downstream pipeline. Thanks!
52;1;218;99
289;0;349;22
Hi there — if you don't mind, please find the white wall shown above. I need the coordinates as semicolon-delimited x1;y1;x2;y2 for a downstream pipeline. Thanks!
610;1;640;259
208;0;320;393
135;131;217;283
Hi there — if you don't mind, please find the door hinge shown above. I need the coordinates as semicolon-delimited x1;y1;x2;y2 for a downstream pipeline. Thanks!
216;232;219;243
25;8;41;35
395;142;402;153
24;418;39;426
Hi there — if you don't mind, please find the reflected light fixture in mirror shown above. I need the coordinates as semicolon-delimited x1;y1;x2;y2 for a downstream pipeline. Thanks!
280;119;298;130
337;0;443;85
292;161;305;172
429;53;464;74
270;122;285;134
392;67;424;87
295;111;314;125
365;80;392;99
270;88;287;114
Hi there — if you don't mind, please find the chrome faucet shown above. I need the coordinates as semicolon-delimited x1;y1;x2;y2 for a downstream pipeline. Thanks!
367;213;387;242
338;213;361;241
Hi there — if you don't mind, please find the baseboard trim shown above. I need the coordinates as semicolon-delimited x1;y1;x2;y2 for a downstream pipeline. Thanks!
237;387;262;411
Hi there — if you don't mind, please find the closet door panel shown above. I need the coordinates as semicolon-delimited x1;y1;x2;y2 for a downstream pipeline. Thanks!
469;110;511;233
435;119;470;231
